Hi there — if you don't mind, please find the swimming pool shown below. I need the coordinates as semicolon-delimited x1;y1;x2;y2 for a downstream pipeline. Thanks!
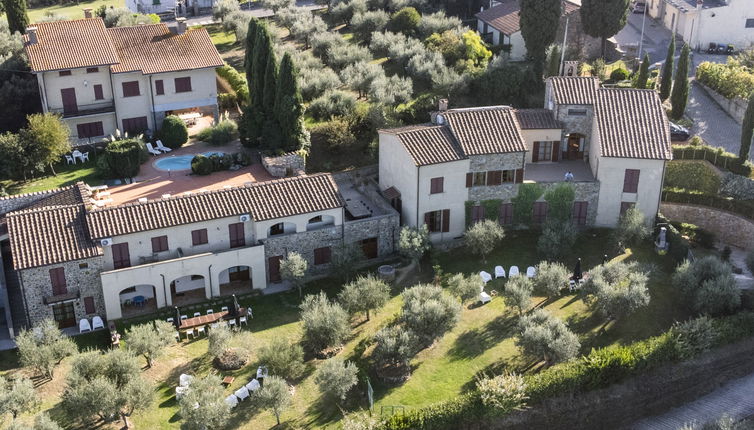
153;152;224;171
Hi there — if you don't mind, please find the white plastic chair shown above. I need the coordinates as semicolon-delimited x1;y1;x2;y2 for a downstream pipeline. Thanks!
167;317;174;323
145;142;161;156
526;266;536;278
210;322;220;330
239;316;248;326
228;319;237;328
197;326;206;336
92;316;104;330
494;266;506;278
509;266;520;277
81;151;90;162
193;312;201;317
221;306;229;312
206;309;214;315
186;328;195;339
155;140;172;152
225;395;238;408
480;291;492;304
79;319;92;333
64;154;74;165
479;271;492;284
234;386;250;401
176;386;189;400
246;379;261;392
179;374;194;387
180;315;188;320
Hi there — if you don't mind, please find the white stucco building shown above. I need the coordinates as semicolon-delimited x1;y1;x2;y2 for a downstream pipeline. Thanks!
378;77;673;243
23;16;223;145
646;0;754;51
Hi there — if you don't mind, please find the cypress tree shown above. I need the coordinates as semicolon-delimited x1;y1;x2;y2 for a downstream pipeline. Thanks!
519;0;561;79
741;93;754;161
3;0;29;35
659;36;675;101
240;18;259;147
670;44;690;120
636;53;650;89
242;19;272;146
545;45;561;78
261;51;281;149
274;53;309;153
243;18;259;87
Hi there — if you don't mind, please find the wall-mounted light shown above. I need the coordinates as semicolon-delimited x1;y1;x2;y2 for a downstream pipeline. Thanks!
83;80;89;87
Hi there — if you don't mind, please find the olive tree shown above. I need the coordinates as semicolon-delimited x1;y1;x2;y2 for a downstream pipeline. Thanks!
314;358;358;401
611;206;650;251
516;309;580;365
125;320;176;368
300;292;351;354
582;262;651;322
19;113;70;175
401;284;461;347
178;374;230;430
351;10;389;43
338;274;391;321
0;376;40;419
369;74;413;105
340;61;384;99
464;219;505;263
7;414;62;430
533;261;570;299
446;273;483;304
15;319;76;379
397;225;430;268
257;337;306;380
372;325;417;374
672;256;740;316
537;219;578;260
255;375;291;426
212;0;239;22
503;276;534;316
281;251;309;298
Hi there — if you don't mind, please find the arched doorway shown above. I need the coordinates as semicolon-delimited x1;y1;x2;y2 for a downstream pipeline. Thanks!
119;284;157;318
218;266;253;296
565;133;585;160
170;274;206;307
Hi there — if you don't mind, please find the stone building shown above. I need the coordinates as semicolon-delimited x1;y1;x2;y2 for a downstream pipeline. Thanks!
0;173;398;332
378;76;672;243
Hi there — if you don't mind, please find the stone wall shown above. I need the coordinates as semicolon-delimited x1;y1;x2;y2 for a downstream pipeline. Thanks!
697;81;747;125
468;153;525;201
660;202;754;250
555;105;594;156
262;226;343;275
344;213;399;258
261;152;305;178
18;256;106;327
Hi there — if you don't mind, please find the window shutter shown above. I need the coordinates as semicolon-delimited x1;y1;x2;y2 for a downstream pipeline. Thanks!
437;177;443;193
84;297;95;314
93;84;103;100
532;142;540;162
441;209;450;232
623;169;640;193
515;168;524;183
155;80;164;95
466;173;473;188
552;141;560;161
424;212;431;226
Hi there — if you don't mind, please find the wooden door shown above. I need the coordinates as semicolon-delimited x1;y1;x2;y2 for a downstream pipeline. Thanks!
229;266;250;282
567;135;582;160
61;88;78;115
361;237;378;259
52;302;76;329
268;256;282;283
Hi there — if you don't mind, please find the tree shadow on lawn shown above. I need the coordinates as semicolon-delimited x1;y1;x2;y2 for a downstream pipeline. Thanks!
447;313;517;361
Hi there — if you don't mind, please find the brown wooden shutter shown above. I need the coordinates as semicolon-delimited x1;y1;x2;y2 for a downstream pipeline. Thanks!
466;173;473;187
155;80;164;95
93;84;104;100
229;223;245;248
515;168;524;183
487;170;502;185
623;169;640;193
552;141;560;161
532;142;540;162
500;203;513;225
84;296;95;314
424;212;431;227
112;243;130;269
49;268;67;295
441;209;450;232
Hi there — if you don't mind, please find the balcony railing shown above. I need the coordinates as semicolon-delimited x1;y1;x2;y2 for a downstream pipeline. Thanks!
44;288;80;305
49;101;115;118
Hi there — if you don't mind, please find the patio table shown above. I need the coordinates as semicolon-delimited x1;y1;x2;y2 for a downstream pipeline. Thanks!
72;150;84;163
132;295;145;307
178;308;245;331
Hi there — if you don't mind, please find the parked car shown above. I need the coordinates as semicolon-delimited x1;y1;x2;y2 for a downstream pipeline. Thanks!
670;122;690;141
632;2;646;13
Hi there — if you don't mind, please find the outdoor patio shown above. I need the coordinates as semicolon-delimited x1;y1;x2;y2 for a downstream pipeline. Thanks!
524;160;596;183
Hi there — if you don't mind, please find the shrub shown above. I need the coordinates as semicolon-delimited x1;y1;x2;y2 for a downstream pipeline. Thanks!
662;188;754;221
300;292;350;354
373;325;417;372
218;93;238;111
609;67;629;81
537;219;578;260
673;316;718;359
257;337;305;380
533;261;570;299
401;284;461;347
388;7;420;35
672;222;716;248
315;358;358;401
197;119;238;145
191;155;213;175
464;220;505;263
476;373;528;414
159;115;188;149
397;225;430;266
216;65;249;104
446;273;483;304
338;274;391;321
311;119;357;151
673;256;741;316
307;90;357;121
672;143;753;177
664;161;721;193
96;138;148;180
517;309;580;365
719;172;754;200
582;262;651;322
611;206;650;250
696;59;754;100
503;275;534;315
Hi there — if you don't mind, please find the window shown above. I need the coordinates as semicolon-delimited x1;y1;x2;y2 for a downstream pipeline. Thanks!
122;116;148;134
572;201;588;226
361;237;378;259
623;169;640;193
471;205;485;224
155;80;164;95
533;141;552;162
314;247;332;265
58;70;71;76
49;267;67;295
52;303;76;329
269;222;284;236
229;222;245;248
174;77;192;93
112;243;131;269
620;202;635;215
472;172;486;186
532;201;548;224
430;177;444;194
76;122;104;138
191;228;208;246
308;216;322;224
86;67;99;73
568;108;587;116
79;262;89;269
151;235;169;253
486;170;502;186
122;81;140;97
83;296;96;314
93;84;104;100
502;170;516;183
424;209;450;233
153;0;161;4
499;203;513;225
747;18;754;28
120;286;137;294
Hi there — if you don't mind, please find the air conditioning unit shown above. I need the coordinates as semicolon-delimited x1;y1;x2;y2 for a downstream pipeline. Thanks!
239;214;251;222
100;238;113;246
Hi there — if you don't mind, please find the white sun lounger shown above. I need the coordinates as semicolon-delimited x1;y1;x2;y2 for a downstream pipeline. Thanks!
234;386;250;401
246;379;261;392
526;266;536;278
179;374;194;387
155;140;172;152
509;266;520;277
480;291;492;304
145;142;161;156
494;266;506;278
225;395;238;408
479;271;492;284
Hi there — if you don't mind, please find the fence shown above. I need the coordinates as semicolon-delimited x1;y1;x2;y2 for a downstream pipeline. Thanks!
672;145;753;177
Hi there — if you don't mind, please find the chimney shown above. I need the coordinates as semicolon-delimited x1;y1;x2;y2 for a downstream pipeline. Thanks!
438;98;449;112
176;17;187;35
27;27;38;44
83;8;93;18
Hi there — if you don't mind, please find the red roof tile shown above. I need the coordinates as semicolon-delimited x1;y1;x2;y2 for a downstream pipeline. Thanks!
24;18;119;72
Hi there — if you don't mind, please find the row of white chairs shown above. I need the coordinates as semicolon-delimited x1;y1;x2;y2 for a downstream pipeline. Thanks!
146;140;172;156
479;266;537;284
225;379;262;408
79;316;105;333
171;317;249;340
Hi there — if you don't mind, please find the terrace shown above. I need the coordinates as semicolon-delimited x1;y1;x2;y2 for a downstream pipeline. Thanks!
524;159;596;183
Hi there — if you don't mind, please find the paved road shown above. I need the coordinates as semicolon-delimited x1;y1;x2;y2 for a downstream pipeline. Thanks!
633;371;754;429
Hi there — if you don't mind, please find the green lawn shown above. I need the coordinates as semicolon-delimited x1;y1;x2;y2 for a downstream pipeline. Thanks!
0;156;103;195
1;230;690;429
26;0;124;23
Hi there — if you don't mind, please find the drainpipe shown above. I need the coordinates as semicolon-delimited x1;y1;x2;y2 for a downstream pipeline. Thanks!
148;75;157;132
109;72;119;131
160;274;167;307
656;161;668;221
208;264;213;298
415;165;421;228
18;273;31;330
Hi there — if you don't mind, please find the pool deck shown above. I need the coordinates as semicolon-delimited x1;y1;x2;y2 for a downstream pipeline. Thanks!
107;140;275;205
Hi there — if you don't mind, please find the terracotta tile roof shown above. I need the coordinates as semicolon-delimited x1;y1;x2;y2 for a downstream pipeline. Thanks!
0;183;88;216
86;174;345;239
548;76;600;105
595;88;672;160
475;0;579;35
441;107;528;155
384;124;466;166
7;205;102;270
515;109;560;129
23;18;119;73
107;24;223;74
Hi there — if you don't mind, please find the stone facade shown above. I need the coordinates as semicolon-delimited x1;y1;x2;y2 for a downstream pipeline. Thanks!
555;105;594;158
539;181;601;226
469;184;520;203
18;256;106;328
468;153;526;201
262;226;344;276
261;152;306;178
660;203;754;250
344;214;399;258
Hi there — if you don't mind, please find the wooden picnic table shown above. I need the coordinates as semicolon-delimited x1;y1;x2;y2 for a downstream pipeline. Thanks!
178;308;245;330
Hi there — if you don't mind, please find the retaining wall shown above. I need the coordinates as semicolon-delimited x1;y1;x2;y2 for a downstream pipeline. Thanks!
660;202;754;250
697;81;748;125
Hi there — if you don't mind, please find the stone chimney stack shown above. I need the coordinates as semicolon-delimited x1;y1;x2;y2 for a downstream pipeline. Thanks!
438;98;449;112
83;8;93;18
27;27;38;44
176;17;187;35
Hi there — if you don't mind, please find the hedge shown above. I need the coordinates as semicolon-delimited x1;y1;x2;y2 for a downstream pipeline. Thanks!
696;60;754;100
672;144;753;177
159;115;188;149
662;188;754;221
216;64;249;105
379;312;754;430
664;161;721;194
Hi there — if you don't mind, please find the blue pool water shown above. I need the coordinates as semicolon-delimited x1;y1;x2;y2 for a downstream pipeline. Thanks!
153;152;225;171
